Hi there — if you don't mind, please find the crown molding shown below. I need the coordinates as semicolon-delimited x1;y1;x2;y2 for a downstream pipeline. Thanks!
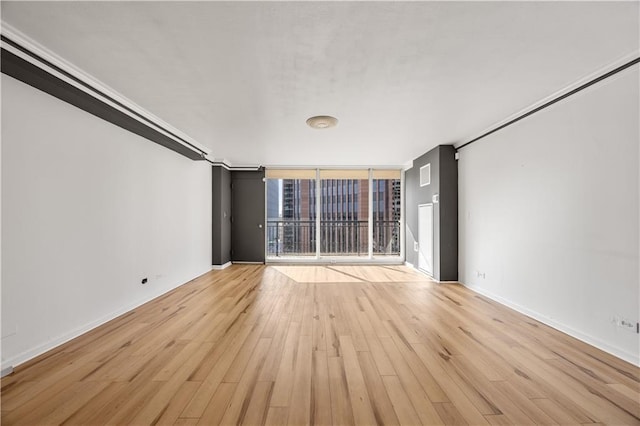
456;50;640;150
1;22;211;159
206;157;263;171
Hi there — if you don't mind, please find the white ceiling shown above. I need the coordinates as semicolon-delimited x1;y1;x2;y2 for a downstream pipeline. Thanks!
2;1;638;167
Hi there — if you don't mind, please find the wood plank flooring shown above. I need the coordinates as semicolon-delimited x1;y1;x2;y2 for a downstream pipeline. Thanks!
2;265;639;425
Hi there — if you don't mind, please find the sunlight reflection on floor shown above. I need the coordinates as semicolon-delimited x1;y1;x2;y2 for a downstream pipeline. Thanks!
271;265;432;283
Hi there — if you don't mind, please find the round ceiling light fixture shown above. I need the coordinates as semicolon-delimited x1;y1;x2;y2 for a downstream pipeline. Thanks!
306;115;338;129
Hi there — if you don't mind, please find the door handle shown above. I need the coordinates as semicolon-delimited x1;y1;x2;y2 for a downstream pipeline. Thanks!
258;224;263;228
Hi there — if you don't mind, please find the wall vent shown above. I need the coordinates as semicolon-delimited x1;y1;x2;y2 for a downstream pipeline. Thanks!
420;164;431;186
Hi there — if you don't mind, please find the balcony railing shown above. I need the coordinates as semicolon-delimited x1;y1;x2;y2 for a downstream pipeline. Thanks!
267;220;400;257
267;220;316;256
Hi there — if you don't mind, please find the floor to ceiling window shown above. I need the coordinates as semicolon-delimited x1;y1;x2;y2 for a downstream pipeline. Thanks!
319;170;369;257
266;169;316;257
266;169;402;261
372;170;402;256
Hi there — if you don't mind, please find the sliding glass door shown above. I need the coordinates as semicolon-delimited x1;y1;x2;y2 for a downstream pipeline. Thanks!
266;169;402;261
319;170;370;257
266;170;316;257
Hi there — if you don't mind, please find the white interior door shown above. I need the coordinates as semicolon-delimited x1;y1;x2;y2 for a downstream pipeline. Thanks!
418;204;433;276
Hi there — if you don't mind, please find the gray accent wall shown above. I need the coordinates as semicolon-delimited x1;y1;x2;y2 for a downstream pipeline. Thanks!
212;166;232;266
405;148;440;273
439;146;458;281
405;145;458;281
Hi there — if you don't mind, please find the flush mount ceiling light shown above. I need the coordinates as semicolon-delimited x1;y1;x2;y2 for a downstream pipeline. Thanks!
306;115;338;129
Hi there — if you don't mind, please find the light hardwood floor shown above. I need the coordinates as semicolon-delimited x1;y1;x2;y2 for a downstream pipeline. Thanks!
2;265;639;425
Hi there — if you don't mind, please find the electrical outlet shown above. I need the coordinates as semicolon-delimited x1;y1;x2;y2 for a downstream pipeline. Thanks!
611;315;637;332
620;318;636;332
414;242;419;252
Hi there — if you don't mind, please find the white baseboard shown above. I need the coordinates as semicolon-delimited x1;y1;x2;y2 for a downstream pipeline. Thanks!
211;261;232;270
461;281;640;367
1;366;14;378
0;266;212;372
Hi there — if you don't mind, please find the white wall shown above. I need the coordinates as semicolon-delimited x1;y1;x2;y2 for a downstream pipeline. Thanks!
459;67;639;364
1;75;212;369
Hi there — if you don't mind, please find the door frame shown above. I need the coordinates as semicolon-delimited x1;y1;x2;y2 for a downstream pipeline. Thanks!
417;203;434;276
